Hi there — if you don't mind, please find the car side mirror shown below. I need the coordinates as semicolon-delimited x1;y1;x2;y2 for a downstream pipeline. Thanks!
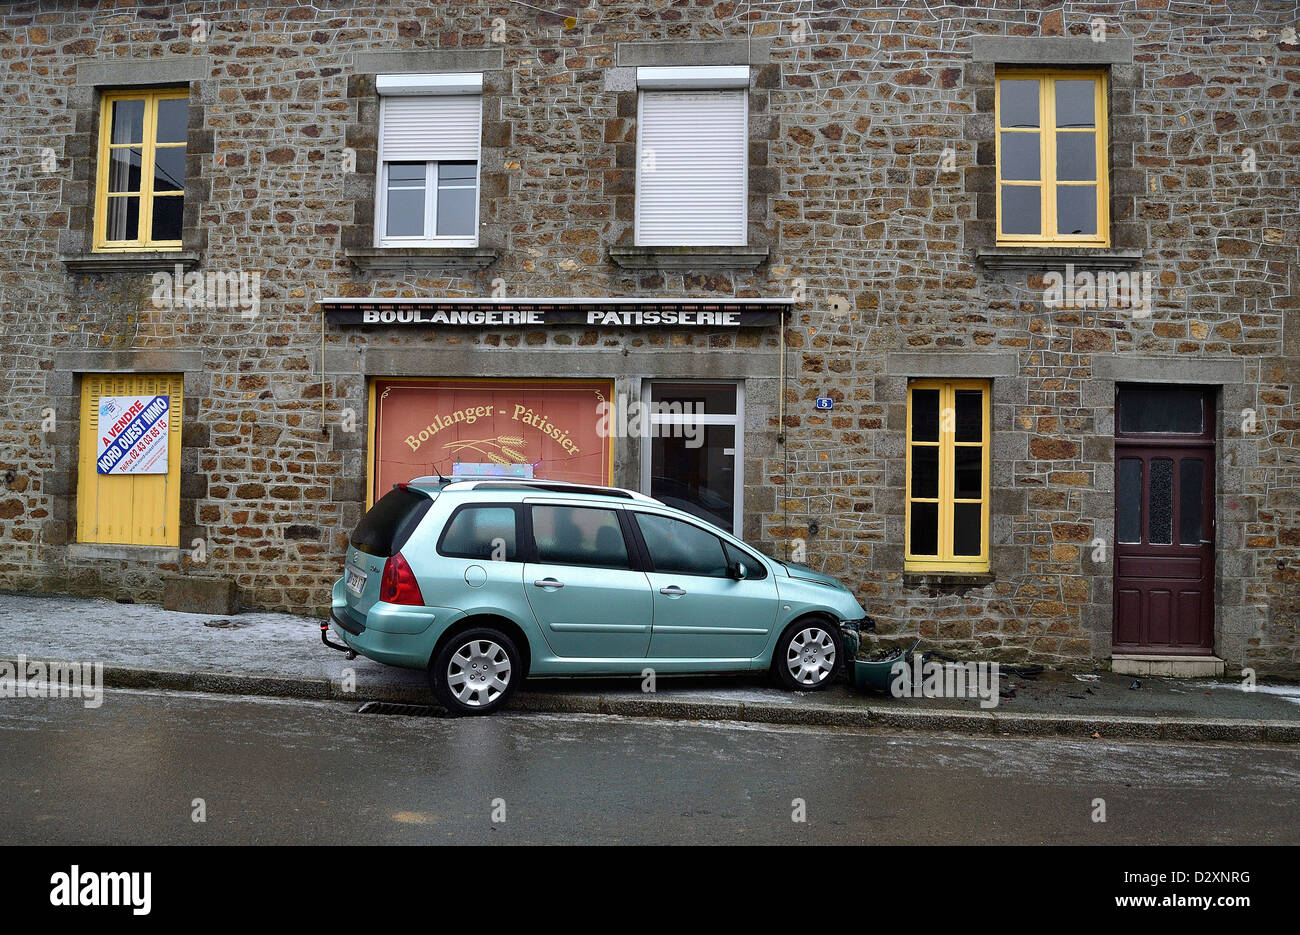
729;561;748;580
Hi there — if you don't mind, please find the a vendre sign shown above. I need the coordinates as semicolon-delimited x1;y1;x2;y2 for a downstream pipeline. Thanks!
96;395;170;475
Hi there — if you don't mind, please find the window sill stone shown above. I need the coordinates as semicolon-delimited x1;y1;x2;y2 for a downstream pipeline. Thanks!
903;572;996;591
345;247;500;271
67;543;182;564
976;247;1143;271
61;251;200;275
608;244;769;270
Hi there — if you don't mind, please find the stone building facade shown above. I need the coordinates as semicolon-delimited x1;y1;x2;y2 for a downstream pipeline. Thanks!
0;1;1296;676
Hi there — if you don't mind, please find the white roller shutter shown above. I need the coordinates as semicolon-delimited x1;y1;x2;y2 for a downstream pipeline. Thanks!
379;94;482;162
636;89;747;246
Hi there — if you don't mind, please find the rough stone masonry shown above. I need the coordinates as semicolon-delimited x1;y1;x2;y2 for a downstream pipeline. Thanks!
0;1;1295;676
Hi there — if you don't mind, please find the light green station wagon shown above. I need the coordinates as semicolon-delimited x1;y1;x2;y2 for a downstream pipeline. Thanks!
324;478;871;715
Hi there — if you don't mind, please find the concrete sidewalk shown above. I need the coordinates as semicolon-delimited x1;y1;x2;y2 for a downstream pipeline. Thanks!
2;592;1297;742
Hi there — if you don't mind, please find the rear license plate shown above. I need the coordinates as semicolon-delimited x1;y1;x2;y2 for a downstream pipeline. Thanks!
345;568;367;596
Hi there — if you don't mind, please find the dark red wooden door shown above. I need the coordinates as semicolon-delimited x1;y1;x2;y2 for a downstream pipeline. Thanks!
1112;387;1215;655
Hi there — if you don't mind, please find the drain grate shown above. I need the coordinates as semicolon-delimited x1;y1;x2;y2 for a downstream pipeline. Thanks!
354;701;443;717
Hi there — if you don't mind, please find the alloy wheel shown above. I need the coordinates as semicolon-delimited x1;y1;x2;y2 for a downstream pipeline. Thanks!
786;627;836;686
446;638;512;707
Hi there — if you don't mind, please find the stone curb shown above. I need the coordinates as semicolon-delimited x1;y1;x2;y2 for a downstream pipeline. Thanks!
5;658;1298;743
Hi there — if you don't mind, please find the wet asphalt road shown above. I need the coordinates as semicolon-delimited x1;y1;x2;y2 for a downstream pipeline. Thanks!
1;688;1297;845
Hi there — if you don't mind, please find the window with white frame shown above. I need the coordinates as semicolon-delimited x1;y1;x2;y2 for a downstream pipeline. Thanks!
639;381;745;534
635;66;748;247
376;73;482;248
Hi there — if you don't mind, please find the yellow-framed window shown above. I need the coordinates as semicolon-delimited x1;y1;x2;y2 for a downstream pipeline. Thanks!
995;69;1108;246
94;88;188;251
905;379;990;572
77;373;183;546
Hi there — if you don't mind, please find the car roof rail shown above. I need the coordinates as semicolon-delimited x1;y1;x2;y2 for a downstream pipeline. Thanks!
407;474;451;485
437;478;663;503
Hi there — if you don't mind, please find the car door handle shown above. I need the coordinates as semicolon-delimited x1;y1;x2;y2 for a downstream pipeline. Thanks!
533;578;564;589
659;586;686;597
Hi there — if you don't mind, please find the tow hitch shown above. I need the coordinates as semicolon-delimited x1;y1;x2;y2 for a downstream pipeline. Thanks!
320;619;355;658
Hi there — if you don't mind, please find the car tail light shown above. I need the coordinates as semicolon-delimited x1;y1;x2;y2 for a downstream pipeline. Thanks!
379;551;424;606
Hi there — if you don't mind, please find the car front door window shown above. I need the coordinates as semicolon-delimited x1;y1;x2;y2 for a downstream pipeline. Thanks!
635;512;728;577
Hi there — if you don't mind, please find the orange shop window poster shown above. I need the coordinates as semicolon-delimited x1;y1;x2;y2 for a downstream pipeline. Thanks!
370;379;615;501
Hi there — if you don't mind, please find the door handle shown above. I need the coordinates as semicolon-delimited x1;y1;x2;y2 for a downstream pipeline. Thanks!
533;578;564;589
659;586;686;597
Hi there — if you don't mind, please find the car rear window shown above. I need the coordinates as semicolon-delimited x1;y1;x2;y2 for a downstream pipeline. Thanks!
531;505;631;569
350;487;432;557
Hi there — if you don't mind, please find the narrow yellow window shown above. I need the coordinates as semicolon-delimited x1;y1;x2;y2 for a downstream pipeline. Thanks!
94;89;188;251
905;380;990;572
77;374;183;546
995;70;1108;246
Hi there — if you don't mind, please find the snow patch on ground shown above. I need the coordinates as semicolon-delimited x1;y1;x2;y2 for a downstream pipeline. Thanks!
1187;680;1300;705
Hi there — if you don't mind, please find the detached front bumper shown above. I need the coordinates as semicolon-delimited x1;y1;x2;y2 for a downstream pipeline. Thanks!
839;615;875;659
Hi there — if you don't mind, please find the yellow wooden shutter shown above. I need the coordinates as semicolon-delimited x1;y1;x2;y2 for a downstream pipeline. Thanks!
77;373;183;546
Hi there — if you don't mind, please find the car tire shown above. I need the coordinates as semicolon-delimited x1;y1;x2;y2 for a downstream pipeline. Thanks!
430;627;521;716
771;618;843;692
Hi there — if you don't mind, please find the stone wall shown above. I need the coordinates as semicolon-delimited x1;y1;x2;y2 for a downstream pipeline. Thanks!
0;1;1295;675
